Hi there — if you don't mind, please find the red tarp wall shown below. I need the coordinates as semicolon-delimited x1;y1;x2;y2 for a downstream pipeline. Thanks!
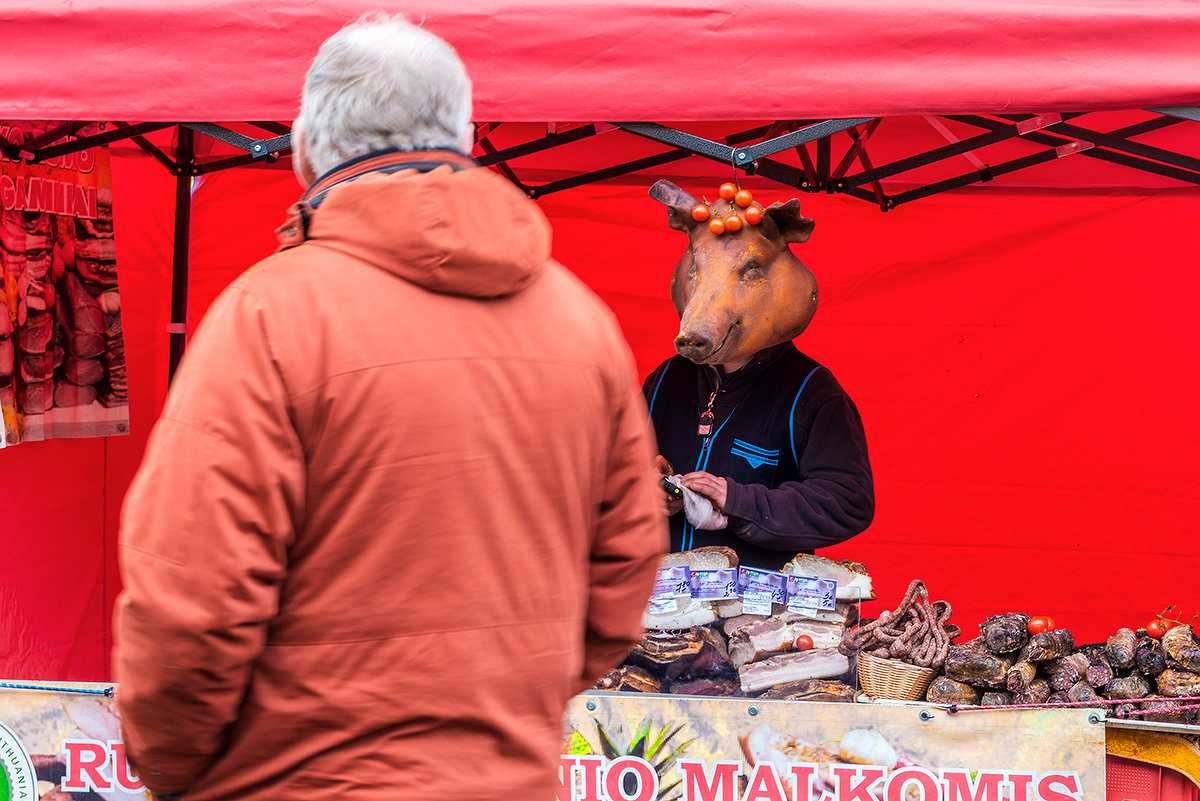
1;0;1199;680
4;150;1198;680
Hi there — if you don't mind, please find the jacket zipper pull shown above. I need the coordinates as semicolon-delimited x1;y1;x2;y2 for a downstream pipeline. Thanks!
697;390;719;436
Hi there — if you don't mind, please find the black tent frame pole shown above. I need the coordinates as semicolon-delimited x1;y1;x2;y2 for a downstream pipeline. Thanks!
167;126;195;382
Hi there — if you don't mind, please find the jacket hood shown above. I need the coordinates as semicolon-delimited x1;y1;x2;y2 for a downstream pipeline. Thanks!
291;151;549;298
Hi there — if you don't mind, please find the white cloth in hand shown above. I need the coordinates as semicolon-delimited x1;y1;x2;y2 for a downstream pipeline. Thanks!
664;474;728;530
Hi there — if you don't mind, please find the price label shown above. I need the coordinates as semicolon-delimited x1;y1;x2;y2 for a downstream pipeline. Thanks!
785;574;838;612
691;568;738;600
739;567;786;614
648;566;691;615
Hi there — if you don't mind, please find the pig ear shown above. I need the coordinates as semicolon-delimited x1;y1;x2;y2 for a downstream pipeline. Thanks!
766;199;816;243
649;179;701;232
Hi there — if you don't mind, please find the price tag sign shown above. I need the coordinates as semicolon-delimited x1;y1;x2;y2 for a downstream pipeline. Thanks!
648;565;691;614
785;574;838;612
691;568;738;600
739;567;786;615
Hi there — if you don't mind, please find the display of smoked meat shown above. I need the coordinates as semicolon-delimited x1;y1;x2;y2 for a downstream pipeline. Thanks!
593;665;663;693
669;677;743;697
755;679;856;702
626;627;732;680
1141;696;1200;724
1106;627;1137;670
738;649;851;694
1067;682;1102;704
981;613;1030;654
1045;653;1090;692
1019;629;1075;661
1156;668;1200;697
1011;678;1052;705
727;618;843;667
943;640;1012;688
1006;661;1037;693
1104;673;1151;700
1134;636;1166;677
1161;624;1200;672
926;676;979;705
1085;653;1115;688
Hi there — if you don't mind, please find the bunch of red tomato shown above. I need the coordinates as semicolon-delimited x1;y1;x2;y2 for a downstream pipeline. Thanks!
1141;605;1191;639
691;182;764;235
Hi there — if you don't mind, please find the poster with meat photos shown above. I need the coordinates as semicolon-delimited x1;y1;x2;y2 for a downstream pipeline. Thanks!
563;693;1106;801
0;121;128;446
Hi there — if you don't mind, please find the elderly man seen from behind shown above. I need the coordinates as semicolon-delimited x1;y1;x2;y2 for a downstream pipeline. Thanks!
114;15;666;801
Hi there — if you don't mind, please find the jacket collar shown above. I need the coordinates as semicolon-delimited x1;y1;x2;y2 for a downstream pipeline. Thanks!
276;148;477;250
699;341;796;395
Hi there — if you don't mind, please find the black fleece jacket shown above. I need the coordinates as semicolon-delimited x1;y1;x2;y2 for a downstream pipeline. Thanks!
642;342;874;569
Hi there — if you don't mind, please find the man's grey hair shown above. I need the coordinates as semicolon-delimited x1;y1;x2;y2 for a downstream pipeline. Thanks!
298;14;473;177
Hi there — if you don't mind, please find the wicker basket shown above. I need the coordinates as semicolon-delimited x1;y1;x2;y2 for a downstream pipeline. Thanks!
857;653;937;701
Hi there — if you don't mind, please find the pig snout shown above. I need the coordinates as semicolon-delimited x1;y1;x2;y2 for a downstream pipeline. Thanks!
675;317;736;363
674;329;714;361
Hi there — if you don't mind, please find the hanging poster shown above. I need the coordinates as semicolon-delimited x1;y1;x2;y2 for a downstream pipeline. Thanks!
0;121;128;447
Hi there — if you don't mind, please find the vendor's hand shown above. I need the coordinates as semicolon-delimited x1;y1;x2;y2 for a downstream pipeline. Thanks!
654;455;684;516
681;471;728;510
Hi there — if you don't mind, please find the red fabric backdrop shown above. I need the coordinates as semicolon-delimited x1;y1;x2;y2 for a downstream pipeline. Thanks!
3;149;1196;680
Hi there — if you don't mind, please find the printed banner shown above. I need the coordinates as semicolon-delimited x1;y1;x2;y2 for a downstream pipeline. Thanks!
0;121;128;447
0;684;140;800
0;685;1112;801
562;693;1106;801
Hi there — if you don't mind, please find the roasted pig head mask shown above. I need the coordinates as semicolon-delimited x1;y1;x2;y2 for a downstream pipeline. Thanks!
649;178;819;367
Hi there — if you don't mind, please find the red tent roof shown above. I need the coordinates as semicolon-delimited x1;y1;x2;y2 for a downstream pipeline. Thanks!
1;0;1198;122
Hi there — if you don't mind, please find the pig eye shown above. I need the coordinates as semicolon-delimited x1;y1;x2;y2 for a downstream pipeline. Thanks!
739;259;766;282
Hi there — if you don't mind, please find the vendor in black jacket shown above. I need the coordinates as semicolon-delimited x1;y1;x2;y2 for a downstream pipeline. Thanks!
644;179;874;569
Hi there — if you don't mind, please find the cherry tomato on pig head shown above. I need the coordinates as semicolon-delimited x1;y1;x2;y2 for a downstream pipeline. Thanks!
794;634;814;651
691;203;710;222
718;182;737;200
744;205;764;225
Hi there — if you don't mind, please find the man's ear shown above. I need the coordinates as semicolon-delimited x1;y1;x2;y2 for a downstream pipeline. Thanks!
649;179;702;232
290;117;318;189
765;199;816;243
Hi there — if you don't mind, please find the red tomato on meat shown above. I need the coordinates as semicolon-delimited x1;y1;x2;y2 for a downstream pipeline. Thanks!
719;182;737;200
691;203;710;222
744;205;764;225
724;214;743;233
1146;620;1167;639
794;634;814;651
734;189;754;207
1028;615;1055;634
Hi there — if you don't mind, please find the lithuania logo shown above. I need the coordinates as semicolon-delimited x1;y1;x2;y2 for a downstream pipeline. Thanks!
0;720;36;801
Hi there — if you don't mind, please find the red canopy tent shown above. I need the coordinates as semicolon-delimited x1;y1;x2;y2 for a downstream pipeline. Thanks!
1;0;1198;681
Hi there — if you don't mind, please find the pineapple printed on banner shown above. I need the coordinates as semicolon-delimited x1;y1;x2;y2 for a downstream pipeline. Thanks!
0;120;128;446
